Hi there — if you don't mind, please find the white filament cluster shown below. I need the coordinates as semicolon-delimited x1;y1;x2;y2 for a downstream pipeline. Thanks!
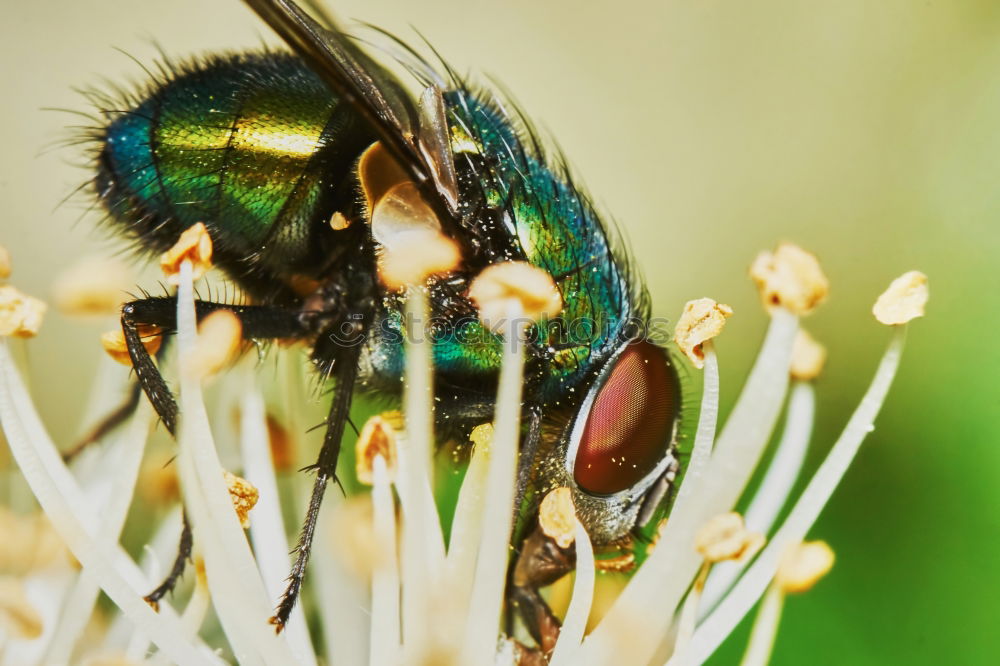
0;258;908;665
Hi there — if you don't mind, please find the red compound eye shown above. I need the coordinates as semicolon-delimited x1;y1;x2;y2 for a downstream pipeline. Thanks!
573;341;678;495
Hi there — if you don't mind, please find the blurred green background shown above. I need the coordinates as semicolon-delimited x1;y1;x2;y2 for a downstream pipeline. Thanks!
1;0;997;663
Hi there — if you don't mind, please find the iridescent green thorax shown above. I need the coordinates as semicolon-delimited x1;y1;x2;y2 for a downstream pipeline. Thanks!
98;53;372;285
448;92;637;398
365;89;639;406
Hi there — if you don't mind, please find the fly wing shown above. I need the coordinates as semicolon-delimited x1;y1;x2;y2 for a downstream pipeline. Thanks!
243;0;461;234
417;86;460;212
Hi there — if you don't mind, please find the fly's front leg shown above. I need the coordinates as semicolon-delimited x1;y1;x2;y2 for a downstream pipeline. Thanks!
120;295;312;606
121;298;180;435
122;296;313;433
511;524;577;654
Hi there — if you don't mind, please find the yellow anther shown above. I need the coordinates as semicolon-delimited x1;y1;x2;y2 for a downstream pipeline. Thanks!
101;325;162;365
378;224;460;289
674;298;733;369
694;512;765;564
790;329;827;381
355;412;402;485
750;243;829;316
224;470;259;529
775;540;835;594
468;261;562;333
160;222;213;285
0;285;46;338
873;271;928;325
539;487;578;549
52;256;132;316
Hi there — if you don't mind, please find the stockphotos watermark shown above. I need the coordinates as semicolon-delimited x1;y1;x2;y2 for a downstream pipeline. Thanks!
327;313;673;350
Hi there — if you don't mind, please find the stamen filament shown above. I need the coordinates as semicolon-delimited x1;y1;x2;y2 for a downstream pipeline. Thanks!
179;560;211;638
743;382;816;537
313;494;371;666
670;343;720;515
445;424;492;612
398;286;446;656
239;380;317;665
461;316;528;665
370;454;400;666
701;381;815;613
549;521;596;666
665;564;710;666
173;259;296;666
738;585;784;666
112;507;184;662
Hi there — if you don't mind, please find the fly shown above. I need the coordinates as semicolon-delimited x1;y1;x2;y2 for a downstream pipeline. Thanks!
82;0;683;647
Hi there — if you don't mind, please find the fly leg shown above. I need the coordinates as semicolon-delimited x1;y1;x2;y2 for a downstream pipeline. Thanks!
513;404;543;518
510;524;577;654
270;309;370;631
143;511;193;610
63;336;173;462
119;295;312;607
63;382;142;462
121;296;312;433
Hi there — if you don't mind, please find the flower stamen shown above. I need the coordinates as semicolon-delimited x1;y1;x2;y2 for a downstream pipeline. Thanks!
873;270;929;325
355;412;402;485
674;298;733;369
159;223;213;285
539;487;577;549
749;243;829;315
223;470;259;529
0;285;46;338
789;329;826;381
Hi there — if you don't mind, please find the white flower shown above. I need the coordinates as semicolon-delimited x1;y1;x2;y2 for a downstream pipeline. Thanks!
0;247;924;665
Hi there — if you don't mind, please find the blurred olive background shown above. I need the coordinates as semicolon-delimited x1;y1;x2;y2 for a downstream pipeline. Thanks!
2;0;997;663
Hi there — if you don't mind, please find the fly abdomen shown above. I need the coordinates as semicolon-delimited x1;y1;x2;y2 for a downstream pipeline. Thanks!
97;52;373;282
